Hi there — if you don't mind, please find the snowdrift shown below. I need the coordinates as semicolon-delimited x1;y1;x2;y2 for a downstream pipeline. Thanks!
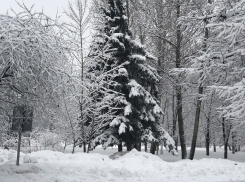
0;148;245;182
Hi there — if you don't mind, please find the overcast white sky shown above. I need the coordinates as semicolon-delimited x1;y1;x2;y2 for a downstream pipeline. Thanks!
0;0;70;19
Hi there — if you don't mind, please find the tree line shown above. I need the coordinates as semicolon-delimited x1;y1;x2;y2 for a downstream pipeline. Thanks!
0;0;244;160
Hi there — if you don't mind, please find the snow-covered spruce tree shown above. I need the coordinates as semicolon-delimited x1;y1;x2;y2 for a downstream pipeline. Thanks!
82;59;127;153
87;0;176;154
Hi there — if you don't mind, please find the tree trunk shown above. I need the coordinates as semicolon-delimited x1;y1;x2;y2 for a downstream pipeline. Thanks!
172;90;178;151
138;141;141;151
222;117;232;159
118;143;123;152
206;113;210;156
64;142;67;150
224;142;228;159
156;142;159;155
80;21;85;153
189;0;211;159
145;142;147;152
72;139;75;154
189;86;203;160
213;142;216;152
80;103;86;153
127;141;131;151
150;140;156;154
232;132;236;154
176;87;187;159
83;143;86;153
205;129;210;156
150;141;153;154
232;144;235;154
206;92;213;156
222;117;227;159
176;0;187;159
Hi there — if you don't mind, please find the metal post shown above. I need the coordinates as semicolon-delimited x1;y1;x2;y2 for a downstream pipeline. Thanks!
16;130;21;166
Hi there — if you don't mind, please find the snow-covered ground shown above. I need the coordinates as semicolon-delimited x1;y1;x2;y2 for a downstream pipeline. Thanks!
0;146;245;182
66;145;245;162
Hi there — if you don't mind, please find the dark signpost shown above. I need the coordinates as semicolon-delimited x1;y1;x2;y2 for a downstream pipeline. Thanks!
12;105;33;166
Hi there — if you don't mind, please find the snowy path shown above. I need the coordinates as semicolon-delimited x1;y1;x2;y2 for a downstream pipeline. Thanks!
1;148;244;182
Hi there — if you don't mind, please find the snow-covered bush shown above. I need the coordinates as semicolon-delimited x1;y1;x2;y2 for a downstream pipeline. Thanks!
0;3;79;151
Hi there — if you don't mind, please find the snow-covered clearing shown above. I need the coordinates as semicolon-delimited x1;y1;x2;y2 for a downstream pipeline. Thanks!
0;146;245;182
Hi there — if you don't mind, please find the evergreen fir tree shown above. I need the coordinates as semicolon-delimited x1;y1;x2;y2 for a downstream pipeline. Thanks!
87;0;176;154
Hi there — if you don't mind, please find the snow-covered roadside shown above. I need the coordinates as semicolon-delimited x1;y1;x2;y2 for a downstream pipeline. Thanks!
0;148;245;182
